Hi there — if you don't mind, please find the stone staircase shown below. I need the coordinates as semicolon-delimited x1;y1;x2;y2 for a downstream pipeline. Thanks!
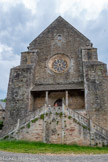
65;107;108;146
65;107;108;140
1;105;108;146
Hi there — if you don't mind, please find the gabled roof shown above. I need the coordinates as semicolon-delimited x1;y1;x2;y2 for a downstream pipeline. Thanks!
0;101;6;110
29;16;90;48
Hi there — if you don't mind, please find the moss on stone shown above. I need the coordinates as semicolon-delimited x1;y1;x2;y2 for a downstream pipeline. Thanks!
3;135;9;139
20;126;25;129
57;121;59;125
73;118;90;130
40;114;44;120
68;116;72;119
31;118;38;123
59;112;63;118
27;123;30;129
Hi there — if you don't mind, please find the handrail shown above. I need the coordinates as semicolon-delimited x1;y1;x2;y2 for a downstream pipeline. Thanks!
92;122;108;138
67;108;108;139
1;106;108;140
65;107;90;127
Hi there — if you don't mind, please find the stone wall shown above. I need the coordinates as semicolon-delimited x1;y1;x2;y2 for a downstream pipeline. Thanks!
81;47;98;61
0;111;5;120
3;65;34;135
83;61;108;130
28;17;91;86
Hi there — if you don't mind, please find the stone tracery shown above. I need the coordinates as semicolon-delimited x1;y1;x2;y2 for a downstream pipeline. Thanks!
52;59;68;73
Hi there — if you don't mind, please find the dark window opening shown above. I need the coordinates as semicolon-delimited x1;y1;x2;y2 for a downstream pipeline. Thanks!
58;34;62;40
54;99;62;106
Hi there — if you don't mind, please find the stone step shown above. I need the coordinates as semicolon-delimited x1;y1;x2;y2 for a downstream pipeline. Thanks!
1;106;108;143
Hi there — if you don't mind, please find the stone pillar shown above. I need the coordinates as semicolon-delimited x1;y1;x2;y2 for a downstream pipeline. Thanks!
43;104;46;143
15;119;20;140
43;91;48;143
66;91;68;107
89;119;95;146
61;98;64;144
45;91;48;106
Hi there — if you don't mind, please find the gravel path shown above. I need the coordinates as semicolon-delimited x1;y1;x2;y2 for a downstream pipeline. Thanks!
0;151;108;162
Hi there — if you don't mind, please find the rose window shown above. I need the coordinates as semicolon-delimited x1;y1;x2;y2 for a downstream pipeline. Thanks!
52;59;68;73
48;54;70;73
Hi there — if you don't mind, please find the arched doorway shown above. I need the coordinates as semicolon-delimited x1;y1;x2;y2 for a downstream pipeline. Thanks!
54;99;62;107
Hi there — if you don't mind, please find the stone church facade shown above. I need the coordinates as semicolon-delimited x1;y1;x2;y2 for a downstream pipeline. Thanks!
1;17;108;146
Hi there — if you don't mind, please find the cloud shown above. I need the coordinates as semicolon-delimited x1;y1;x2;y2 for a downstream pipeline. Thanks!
0;2;35;53
0;2;34;99
83;8;108;64
0;0;58;99
58;0;108;20
56;0;108;65
0;0;108;98
0;0;39;14
0;44;20;99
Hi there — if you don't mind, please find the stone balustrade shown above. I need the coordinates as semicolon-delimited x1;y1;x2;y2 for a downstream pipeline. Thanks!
1;105;108;144
92;123;108;139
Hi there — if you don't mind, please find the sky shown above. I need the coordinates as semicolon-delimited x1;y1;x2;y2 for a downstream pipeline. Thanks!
0;0;108;99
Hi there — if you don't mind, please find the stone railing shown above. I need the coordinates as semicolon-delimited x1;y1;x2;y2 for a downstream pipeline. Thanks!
0;106;45;139
45;106;62;113
65;107;89;127
65;107;108;140
44;106;108;140
1;105;108;141
19;106;45;126
92;122;108;139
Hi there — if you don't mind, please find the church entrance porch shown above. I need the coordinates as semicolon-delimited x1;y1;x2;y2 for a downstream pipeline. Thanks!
31;89;85;110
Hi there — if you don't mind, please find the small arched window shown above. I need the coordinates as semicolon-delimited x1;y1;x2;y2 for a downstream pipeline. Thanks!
58;34;62;40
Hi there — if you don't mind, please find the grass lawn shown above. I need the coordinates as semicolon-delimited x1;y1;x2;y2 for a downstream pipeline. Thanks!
0;140;108;154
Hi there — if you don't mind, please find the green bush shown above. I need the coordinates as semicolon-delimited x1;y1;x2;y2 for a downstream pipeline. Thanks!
0;98;6;102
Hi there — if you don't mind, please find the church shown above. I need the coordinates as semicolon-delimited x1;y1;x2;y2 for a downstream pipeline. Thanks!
1;16;108;146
